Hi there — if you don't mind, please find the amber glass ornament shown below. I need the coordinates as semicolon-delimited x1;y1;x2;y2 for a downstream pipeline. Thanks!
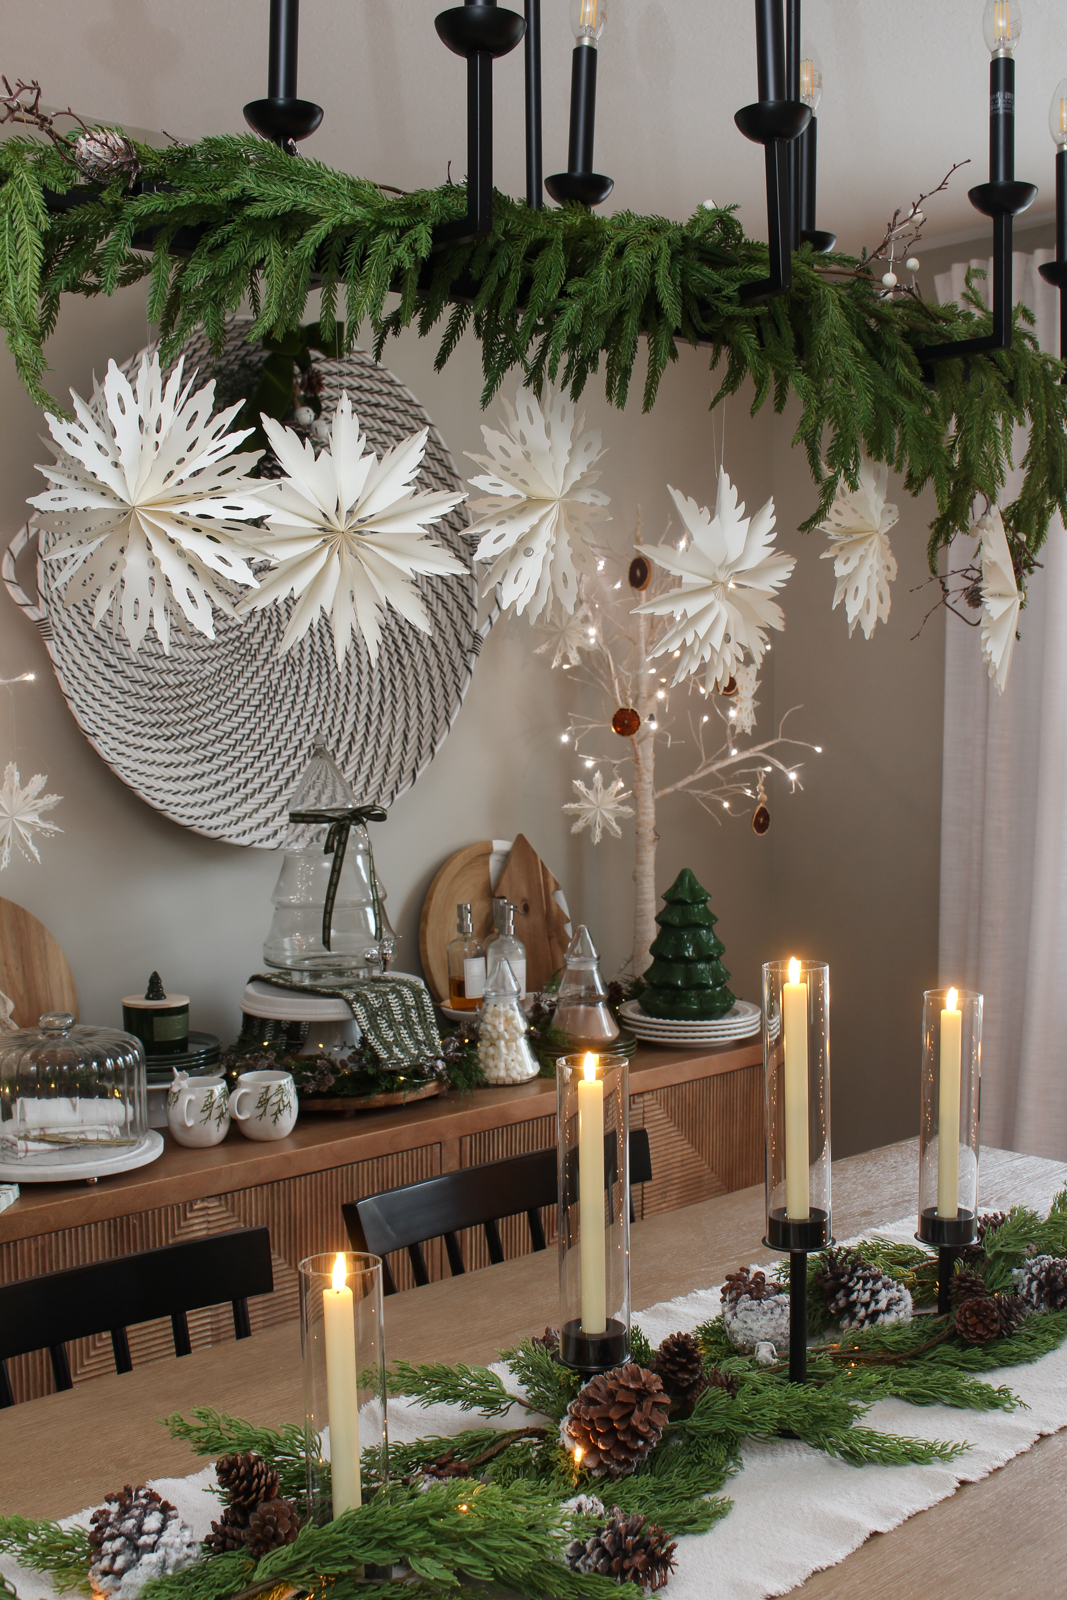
720;677;738;697
628;556;651;590
611;707;641;738
751;803;770;835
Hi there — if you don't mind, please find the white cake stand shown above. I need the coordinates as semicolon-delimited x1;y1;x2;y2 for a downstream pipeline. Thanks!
0;1129;164;1184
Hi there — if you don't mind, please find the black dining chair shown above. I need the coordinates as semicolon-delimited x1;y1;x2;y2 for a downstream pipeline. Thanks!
343;1129;652;1295
0;1226;274;1407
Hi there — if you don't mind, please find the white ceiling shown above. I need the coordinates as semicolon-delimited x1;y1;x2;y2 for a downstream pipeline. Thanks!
5;0;1065;254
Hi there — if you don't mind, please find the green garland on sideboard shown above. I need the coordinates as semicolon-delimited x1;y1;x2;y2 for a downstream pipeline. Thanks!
2;130;1067;577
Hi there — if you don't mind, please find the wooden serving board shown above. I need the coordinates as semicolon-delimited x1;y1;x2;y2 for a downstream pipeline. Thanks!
495;833;571;992
0;897;78;1029
299;1082;440;1115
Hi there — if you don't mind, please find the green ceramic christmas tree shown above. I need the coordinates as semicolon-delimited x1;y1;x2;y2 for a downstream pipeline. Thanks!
639;868;735;1021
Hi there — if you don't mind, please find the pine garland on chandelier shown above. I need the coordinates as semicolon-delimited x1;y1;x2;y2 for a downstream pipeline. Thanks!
2;125;1067;585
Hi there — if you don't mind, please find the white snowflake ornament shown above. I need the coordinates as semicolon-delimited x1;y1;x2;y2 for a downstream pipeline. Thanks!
466;385;609;621
29;353;266;653
818;454;899;639
632;468;794;691
563;768;634;845
977;505;1022;694
731;663;760;736
238;393;468;666
533;599;598;668
0;763;62;869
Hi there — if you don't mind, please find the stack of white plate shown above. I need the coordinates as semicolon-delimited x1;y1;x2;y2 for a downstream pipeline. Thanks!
620;997;763;1048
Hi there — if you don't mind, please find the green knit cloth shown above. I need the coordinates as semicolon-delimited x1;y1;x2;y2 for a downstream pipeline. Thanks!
253;973;442;1071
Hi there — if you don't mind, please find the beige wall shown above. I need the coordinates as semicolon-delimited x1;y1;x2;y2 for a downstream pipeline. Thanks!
1;251;960;1158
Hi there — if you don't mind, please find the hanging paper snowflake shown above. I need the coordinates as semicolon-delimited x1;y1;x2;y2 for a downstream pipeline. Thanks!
29;353;266;653
533;599;598;668
0;763;62;869
238;393;467;666
632;468;794;691
465;385;609;621
976;506;1022;694
818;455;899;639
563;769;634;845
731;663;760;736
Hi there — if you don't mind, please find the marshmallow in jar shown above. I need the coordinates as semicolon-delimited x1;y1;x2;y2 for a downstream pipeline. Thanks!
477;958;539;1086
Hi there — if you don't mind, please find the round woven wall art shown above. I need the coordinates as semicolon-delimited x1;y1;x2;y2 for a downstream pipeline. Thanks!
3;324;484;848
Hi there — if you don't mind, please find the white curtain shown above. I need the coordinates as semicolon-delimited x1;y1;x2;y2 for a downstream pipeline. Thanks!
936;250;1067;1160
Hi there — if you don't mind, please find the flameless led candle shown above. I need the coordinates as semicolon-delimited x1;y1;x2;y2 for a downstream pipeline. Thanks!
782;957;809;1219
323;1252;361;1514
937;988;963;1219
577;1052;607;1334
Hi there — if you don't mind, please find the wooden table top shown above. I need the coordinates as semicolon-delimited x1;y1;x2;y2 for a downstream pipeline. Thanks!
0;1039;760;1242
1;1138;1063;1599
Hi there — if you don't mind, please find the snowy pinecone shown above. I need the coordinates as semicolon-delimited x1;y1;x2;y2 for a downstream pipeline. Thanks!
1016;1255;1067;1314
566;1507;677;1592
816;1251;913;1331
72;128;140;184
89;1486;198;1600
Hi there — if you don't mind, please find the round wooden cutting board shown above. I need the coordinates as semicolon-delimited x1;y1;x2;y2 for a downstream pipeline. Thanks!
0;896;79;1028
419;841;500;1003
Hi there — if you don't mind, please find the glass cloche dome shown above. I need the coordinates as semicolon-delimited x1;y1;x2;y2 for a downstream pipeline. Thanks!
0;1012;148;1162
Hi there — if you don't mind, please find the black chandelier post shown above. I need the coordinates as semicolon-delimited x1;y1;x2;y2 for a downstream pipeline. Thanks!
434;0;526;247
917;19;1036;372
735;0;810;302
524;0;543;209
243;0;324;150
546;1;613;208
1038;86;1067;377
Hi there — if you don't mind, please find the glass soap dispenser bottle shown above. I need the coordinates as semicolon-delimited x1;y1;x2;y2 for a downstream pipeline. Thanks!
486;901;527;999
552;925;621;1051
447;903;486;1011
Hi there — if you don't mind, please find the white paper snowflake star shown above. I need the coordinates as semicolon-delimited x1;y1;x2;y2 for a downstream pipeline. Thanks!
238;393;468;666
818;454;899;639
632;467;794;691
563;769;634;845
533;599;598;668
29;353;266;653
976;505;1022;694
466;384;609;621
730;663;760;736
0;763;62;869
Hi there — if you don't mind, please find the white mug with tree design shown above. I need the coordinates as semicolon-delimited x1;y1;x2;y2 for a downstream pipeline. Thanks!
230;1069;298;1141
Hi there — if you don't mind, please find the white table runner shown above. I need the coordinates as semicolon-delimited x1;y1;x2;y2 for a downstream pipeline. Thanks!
3;1149;1065;1600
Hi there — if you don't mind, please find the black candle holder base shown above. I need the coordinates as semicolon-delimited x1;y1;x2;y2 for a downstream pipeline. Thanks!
545;171;614;208
560;1318;629;1374
435;4;526;59
734;99;810;146
765;1207;831;1252
916;1208;977;1249
800;228;837;254
243;97;323;144
1038;259;1067;288
968;179;1038;220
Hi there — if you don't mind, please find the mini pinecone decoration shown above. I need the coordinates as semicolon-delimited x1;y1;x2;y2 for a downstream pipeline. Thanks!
71;128;141;185
705;1366;740;1398
562;1365;669;1478
721;1267;774;1305
89;1486;198;1599
1016;1255;1067;1314
531;1327;563;1361
651;1331;708;1415
949;1267;989;1306
814;1249;913;1332
566;1507;677;1592
205;1451;301;1557
954;1292;1026;1344
977;1210;1008;1244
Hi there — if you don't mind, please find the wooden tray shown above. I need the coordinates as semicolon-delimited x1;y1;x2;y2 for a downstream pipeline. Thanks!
299;1082;440;1115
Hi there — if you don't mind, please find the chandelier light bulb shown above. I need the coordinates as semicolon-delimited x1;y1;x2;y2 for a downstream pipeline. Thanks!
571;0;607;45
983;0;1021;57
799;46;823;113
1050;78;1067;146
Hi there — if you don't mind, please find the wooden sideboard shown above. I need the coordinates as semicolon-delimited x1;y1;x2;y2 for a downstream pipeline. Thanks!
0;1041;762;1402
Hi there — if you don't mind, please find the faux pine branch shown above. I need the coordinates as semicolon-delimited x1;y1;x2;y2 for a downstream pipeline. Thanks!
2;129;1067;578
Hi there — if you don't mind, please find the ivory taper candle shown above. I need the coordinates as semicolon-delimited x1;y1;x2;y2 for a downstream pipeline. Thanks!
577;1052;607;1334
782;958;810;1219
323;1253;361;1514
937;988;962;1220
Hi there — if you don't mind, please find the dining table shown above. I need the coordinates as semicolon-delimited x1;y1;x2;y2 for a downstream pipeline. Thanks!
1;1137;1064;1599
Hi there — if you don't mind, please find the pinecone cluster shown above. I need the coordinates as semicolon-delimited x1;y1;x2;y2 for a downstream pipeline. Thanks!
814;1249;913;1332
722;1267;776;1306
1016;1255;1067;1314
205;1451;302;1560
88;1485;198;1599
651;1331;708;1416
954;1292;1026;1345
562;1364;670;1478
566;1507;677;1592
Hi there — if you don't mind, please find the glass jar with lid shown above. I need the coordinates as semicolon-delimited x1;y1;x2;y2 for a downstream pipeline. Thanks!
552;926;621;1052
477;961;540;1085
0;1013;148;1161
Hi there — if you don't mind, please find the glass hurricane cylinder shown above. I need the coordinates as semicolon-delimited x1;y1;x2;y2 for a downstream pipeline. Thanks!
762;961;831;1250
917;988;983;1247
557;1053;630;1373
299;1252;387;1522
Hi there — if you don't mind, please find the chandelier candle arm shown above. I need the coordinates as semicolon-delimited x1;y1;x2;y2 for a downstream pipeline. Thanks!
546;0;613;208
243;0;323;147
735;0;810;303
786;0;801;252
434;0;526;246
1038;79;1067;375
524;0;543;208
